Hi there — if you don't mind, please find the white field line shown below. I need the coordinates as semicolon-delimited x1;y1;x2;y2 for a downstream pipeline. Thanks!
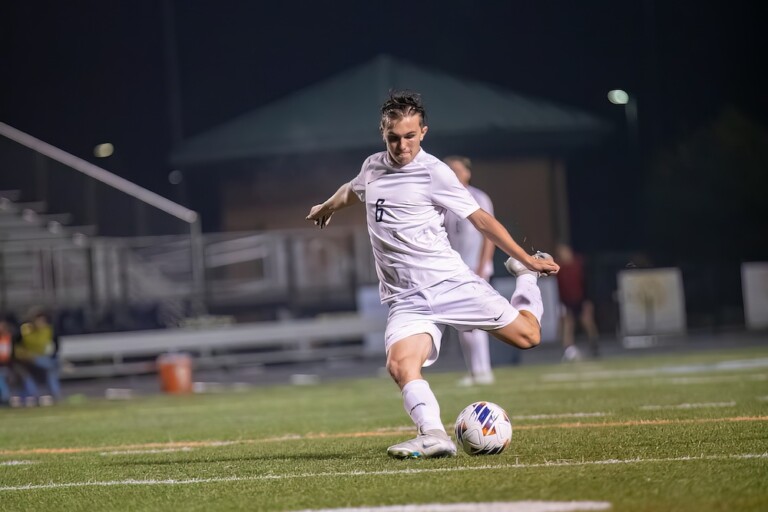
640;401;736;411
0;404;265;425
273;417;611;442
292;501;612;512
667;375;767;385
511;412;610;420
100;447;194;456
756;396;768;402
542;358;768;382
1;453;765;492
0;461;36;466
2;415;766;457
536;373;767;391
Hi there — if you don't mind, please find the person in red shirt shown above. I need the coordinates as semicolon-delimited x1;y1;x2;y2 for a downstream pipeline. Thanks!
0;318;12;405
555;243;599;360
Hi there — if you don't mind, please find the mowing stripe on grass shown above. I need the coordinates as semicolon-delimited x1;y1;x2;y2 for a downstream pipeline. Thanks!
294;416;768;439
267;415;768;442
100;447;194;456
639;401;736;410
294;416;768;440
668;374;767;385
536;373;768;391
542;358;768;382
292;501;612;511
0;440;235;456
2;416;766;457
512;416;768;431
1;453;765;492
367;414;612;431
511;412;610;420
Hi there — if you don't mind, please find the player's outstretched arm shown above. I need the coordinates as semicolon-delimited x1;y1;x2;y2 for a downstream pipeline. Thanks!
467;209;559;275
306;181;360;228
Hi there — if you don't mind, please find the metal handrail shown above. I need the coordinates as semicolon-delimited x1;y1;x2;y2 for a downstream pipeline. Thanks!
0;122;206;312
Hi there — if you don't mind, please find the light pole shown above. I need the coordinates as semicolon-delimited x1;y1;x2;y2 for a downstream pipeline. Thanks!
607;89;644;248
607;89;639;154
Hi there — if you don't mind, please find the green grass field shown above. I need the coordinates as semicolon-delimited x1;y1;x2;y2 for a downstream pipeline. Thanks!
1;345;767;511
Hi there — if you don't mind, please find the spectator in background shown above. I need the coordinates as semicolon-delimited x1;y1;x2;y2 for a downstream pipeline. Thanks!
555;243;599;361
0;317;13;406
443;155;495;386
14;309;61;405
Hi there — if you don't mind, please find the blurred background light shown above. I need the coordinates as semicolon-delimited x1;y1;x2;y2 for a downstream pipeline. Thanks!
607;89;630;105
168;169;183;185
93;142;114;158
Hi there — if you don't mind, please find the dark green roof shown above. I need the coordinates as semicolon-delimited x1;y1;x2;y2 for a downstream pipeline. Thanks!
170;55;608;166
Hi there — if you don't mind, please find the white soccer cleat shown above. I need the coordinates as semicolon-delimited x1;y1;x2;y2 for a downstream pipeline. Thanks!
505;251;553;278
387;428;457;459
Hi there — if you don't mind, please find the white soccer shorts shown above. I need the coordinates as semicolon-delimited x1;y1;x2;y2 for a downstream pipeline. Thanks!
384;271;519;367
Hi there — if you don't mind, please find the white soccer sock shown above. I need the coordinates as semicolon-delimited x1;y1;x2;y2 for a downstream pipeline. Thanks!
458;329;492;376
511;274;544;325
401;379;445;434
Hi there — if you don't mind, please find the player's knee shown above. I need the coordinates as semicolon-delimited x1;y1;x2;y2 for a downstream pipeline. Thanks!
522;328;541;348
513;313;541;349
386;357;407;383
512;329;539;349
385;358;398;378
387;355;426;388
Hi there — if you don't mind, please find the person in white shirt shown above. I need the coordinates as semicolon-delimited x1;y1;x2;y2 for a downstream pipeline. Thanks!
306;91;559;459
443;155;496;386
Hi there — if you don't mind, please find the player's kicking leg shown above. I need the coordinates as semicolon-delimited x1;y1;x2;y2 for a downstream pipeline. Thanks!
489;252;552;349
385;333;457;459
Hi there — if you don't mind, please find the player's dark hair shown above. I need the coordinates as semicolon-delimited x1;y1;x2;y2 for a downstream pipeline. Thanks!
380;90;427;132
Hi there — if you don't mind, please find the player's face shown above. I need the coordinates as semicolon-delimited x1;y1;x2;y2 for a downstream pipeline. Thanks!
383;115;428;167
447;160;471;186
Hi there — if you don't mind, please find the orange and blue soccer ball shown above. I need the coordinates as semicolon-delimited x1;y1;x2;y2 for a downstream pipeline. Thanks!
454;401;513;455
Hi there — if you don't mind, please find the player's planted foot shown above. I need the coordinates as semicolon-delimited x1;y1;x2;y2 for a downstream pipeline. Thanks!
505;251;553;278
387;428;457;459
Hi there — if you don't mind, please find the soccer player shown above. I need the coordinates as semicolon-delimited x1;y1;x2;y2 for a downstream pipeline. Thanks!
443;155;496;386
306;91;559;459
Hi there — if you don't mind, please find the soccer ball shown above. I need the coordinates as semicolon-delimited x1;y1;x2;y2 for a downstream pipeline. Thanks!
454;401;513;455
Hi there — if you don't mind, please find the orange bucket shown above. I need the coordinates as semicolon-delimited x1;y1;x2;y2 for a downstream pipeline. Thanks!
157;353;193;394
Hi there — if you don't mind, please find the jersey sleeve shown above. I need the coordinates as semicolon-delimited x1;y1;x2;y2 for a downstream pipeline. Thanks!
430;165;480;219
349;156;370;202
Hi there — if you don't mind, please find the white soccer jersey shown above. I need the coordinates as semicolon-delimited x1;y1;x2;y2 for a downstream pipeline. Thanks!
444;185;494;277
350;149;480;303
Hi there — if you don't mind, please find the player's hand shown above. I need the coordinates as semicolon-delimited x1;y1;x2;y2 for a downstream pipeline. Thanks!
306;203;334;229
529;255;559;276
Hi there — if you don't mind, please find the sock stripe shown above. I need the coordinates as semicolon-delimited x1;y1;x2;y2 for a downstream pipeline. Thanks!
409;402;426;415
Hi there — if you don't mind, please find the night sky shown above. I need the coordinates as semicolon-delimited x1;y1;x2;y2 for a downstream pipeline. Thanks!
1;1;766;254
